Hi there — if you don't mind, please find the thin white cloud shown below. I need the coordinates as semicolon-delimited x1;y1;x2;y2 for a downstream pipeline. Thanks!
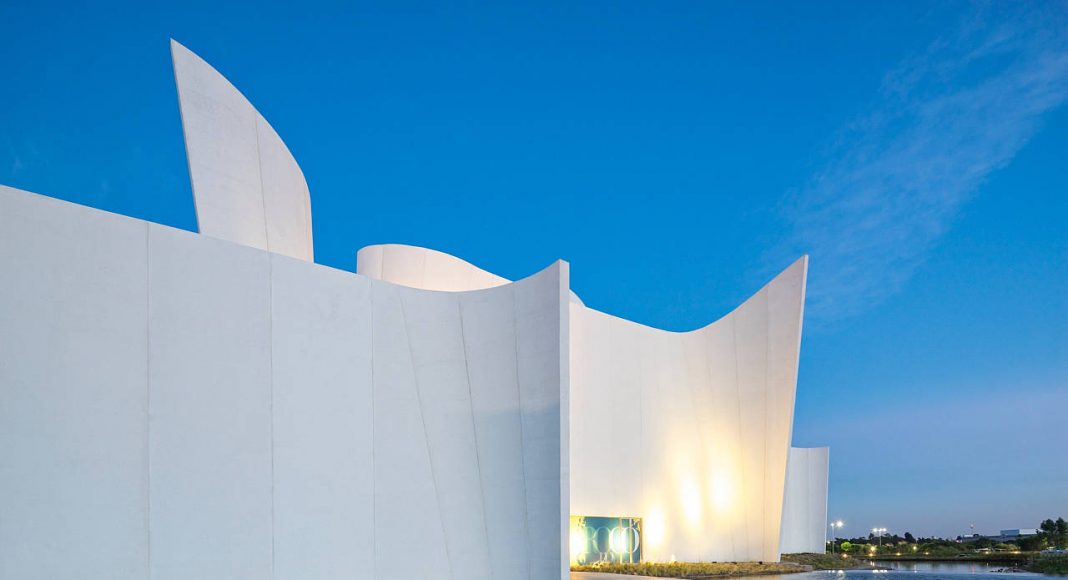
776;3;1068;322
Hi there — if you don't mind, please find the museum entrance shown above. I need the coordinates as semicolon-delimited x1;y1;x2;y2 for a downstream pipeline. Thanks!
569;515;642;565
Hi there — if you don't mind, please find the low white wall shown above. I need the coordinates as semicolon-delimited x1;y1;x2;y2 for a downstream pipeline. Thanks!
779;447;830;555
356;244;510;291
0;186;568;580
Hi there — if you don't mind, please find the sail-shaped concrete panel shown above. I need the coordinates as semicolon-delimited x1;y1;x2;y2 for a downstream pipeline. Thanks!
171;40;313;261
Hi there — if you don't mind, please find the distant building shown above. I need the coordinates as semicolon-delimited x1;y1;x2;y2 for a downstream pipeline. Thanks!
999;529;1038;540
960;529;1038;543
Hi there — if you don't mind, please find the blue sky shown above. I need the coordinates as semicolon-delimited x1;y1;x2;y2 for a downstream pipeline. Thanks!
2;0;1065;538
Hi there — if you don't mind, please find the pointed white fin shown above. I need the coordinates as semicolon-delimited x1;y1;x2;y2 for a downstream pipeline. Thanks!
171;39;313;262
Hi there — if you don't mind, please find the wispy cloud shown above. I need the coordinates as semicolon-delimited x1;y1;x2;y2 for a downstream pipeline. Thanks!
775;3;1068;322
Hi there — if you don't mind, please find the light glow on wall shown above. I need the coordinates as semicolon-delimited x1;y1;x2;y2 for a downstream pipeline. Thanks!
570;522;587;561
569;257;810;563
710;472;734;513
645;506;666;550
681;478;703;528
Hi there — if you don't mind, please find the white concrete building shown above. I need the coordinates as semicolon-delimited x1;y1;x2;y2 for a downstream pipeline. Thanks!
0;41;829;580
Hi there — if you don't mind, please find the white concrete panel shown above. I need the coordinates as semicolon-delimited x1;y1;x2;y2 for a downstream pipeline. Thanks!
379;244;426;288
0;187;149;579
370;262;569;580
764;258;808;560
402;288;492;580
271;255;374;580
355;244;385;279
779;447;829;554
462;286;531;580
514;263;568;580
704;318;745;563
733;288;770;561
148;224;273;580
370;281;452;579
258;119;313;260
172;40;313;261
556;264;572;580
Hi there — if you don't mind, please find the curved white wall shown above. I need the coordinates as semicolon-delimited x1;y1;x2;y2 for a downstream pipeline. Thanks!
361;243;810;563
358;243;585;304
357;244;510;292
779;447;829;554
171;40;314;262
569;257;807;563
0;186;568;580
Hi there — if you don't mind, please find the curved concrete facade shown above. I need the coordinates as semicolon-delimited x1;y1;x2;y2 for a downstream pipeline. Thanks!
0;40;826;578
356;243;810;563
358;243;585;305
570;257;807;563
779;447;830;554
172;40;313;262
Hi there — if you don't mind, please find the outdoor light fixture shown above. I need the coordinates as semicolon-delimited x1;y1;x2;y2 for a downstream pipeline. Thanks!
830;520;845;554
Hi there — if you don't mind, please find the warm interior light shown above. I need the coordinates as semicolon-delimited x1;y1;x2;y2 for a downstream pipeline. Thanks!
570;526;586;561
609;527;628;553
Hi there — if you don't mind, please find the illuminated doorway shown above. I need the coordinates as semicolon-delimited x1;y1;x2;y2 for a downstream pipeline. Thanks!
569;515;642;565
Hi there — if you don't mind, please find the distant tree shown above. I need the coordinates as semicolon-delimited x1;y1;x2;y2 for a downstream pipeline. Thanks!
1040;519;1056;537
1019;535;1046;551
1038;517;1067;549
840;541;853;553
904;532;916;543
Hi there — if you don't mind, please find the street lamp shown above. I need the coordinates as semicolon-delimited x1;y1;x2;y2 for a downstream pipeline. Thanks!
872;527;888;550
830;520;844;554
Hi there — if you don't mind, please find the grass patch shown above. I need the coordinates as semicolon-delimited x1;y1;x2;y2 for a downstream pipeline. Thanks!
1026;555;1068;575
570;561;804;578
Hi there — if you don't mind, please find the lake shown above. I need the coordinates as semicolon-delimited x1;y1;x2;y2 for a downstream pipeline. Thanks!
571;561;1057;580
795;562;1046;580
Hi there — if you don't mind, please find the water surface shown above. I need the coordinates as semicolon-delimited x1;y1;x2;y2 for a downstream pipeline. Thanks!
785;562;1045;580
572;561;1055;580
